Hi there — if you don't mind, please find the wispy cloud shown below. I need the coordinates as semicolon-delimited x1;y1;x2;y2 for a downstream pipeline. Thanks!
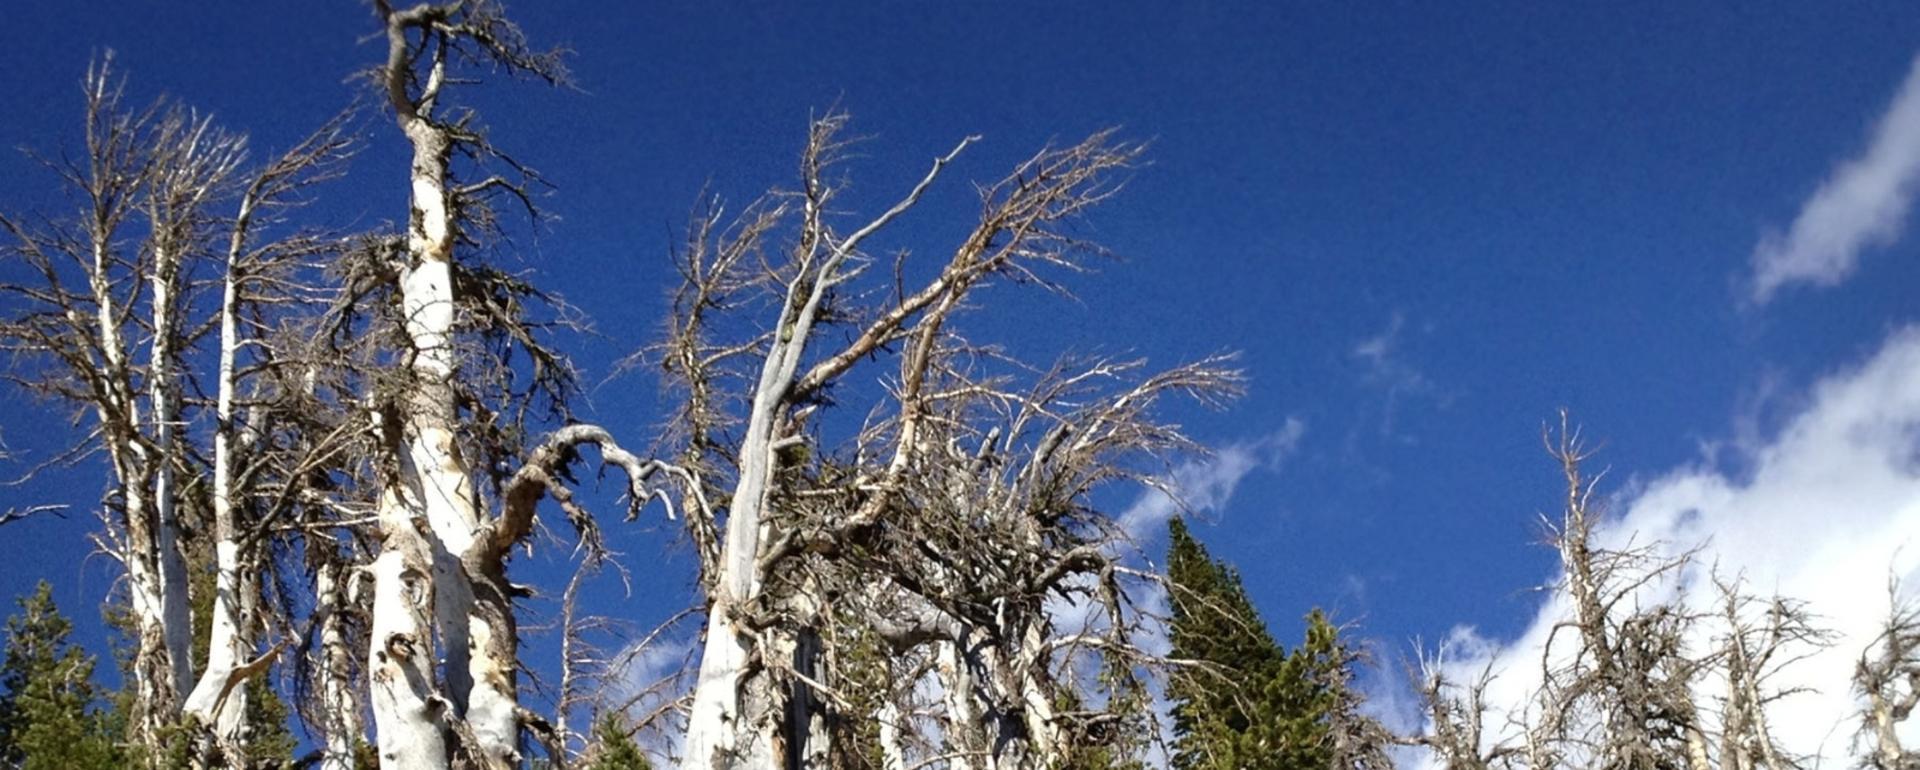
1751;54;1920;304
1058;419;1309;641
1351;312;1435;442
1404;325;1920;764
1352;313;1407;369
1115;417;1307;541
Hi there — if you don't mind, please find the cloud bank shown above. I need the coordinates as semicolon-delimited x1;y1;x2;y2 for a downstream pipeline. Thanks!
1752;54;1920;303
1422;324;1920;763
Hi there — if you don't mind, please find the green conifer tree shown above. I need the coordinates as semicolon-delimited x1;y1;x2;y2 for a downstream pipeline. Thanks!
239;673;298;769
1166;518;1369;770
584;713;653;770
0;582;122;770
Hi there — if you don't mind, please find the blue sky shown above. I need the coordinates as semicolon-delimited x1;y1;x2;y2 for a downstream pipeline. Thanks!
4;0;1920;752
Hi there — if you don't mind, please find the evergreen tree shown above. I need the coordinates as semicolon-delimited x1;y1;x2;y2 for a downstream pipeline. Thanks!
239;674;298;769
0;582;121;770
1166;518;1367;770
584;713;653;770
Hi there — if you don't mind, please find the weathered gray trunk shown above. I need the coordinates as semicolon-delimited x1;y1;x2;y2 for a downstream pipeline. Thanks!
682;135;977;768
317;563;364;770
683;334;790;768
369;497;450;768
876;700;906;770
91;227;183;742
368;104;532;769
367;114;479;770
786;614;830;770
181;234;251;752
936;640;985;770
147;245;195;707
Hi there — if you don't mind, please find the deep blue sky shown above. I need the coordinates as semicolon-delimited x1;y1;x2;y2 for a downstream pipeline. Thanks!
2;0;1918;714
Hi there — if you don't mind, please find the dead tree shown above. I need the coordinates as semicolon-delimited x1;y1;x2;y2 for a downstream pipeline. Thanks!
1416;419;1719;770
361;3;675;767
364;0;565;763
174;113;359;765
1708;576;1828;770
1419;656;1520;770
1530;418;1712;770
0;58;244;747
655;111;1237;768
0;55;371;770
1414;426;1876;770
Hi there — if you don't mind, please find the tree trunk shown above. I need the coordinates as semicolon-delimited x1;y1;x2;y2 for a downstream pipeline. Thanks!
148;243;196;709
369;498;451;768
91;228;183;743
181;238;252;754
398;117;483;710
315;563;365;769
1870;689;1904;770
123;467;181;743
461;554;524;769
684;357;786;768
876;700;906;770
365;118;479;769
367;106;539;767
685;597;761;768
1014;626;1059;770
786;623;830;770
936;640;984;770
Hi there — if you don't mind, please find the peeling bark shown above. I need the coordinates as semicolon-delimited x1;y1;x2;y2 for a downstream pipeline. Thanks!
369;496;452;768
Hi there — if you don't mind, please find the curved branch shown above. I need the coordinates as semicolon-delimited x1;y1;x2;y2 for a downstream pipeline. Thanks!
485;423;686;562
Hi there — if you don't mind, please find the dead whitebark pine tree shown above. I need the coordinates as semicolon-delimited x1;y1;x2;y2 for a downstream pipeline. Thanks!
1510;417;1714;770
175;112;359;766
653;111;1241;769
1414;420;1867;770
363;3;680;767
1706;575;1829;770
0;55;369;768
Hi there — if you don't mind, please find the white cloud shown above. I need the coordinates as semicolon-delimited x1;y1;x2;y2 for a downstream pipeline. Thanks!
1063;418;1309;640
1752;54;1920;304
1352;313;1414;380
1115;417;1307;541
1352;312;1405;366
1410;325;1920;765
